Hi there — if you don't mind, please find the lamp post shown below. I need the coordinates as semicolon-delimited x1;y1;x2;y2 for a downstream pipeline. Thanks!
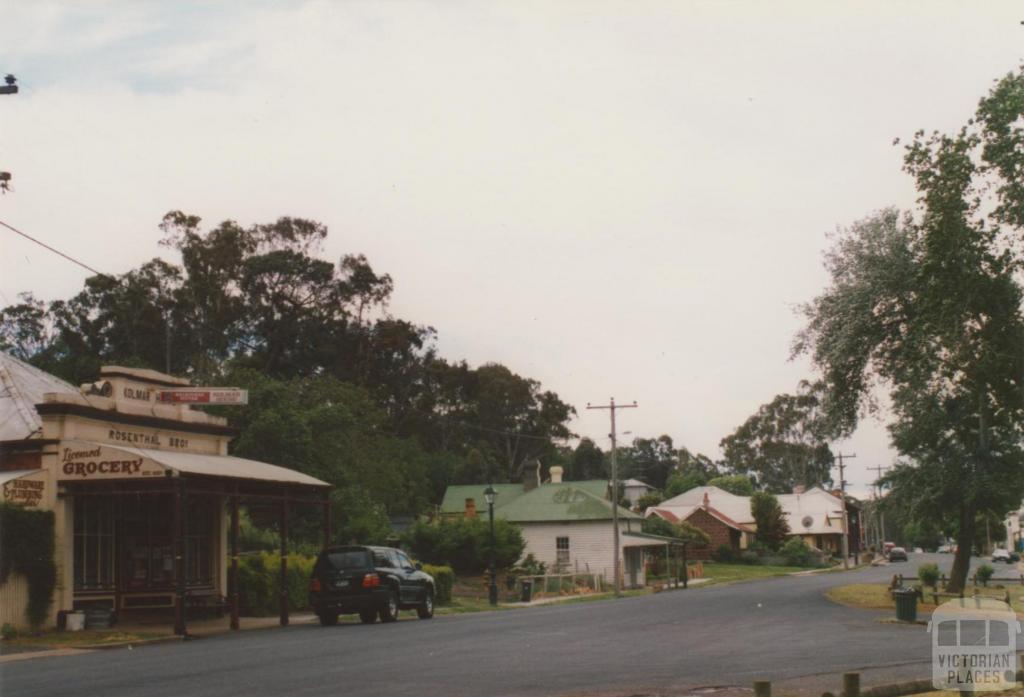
484;485;498;606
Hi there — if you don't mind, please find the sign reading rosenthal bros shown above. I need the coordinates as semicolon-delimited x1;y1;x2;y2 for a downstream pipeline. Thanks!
56;444;166;480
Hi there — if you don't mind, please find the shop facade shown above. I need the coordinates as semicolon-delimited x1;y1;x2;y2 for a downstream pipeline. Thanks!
0;355;330;634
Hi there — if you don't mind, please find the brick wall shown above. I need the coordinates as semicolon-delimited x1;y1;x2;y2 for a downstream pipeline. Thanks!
685;508;739;560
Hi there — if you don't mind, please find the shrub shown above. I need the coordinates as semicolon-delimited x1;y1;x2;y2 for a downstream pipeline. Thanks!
751;493;790;551
237;552;315;616
0;504;57;627
977;564;994;586
513;553;546;576
422;564;454;603
780;537;814;567
739;551;759;565
918;563;940;588
1;623;16;640
402;518;525;574
711;544;735;563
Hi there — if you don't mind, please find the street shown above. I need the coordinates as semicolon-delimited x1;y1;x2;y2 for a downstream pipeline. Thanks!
1;554;1005;697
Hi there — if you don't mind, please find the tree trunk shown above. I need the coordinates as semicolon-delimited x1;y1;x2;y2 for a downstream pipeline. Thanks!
946;501;977;594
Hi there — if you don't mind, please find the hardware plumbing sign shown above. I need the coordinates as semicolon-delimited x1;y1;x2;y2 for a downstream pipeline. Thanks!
929;597;1021;691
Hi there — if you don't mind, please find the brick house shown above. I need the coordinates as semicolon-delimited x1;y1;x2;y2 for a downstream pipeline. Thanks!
648;491;754;560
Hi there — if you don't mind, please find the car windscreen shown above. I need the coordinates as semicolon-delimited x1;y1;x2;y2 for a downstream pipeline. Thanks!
321;550;371;571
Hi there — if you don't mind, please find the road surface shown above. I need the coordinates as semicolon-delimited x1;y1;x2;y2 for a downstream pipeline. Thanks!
0;553;1006;697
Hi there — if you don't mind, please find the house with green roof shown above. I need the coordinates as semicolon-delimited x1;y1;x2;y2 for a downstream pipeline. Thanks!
440;467;656;588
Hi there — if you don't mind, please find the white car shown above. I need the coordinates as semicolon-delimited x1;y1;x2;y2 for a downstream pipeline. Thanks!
992;548;1012;563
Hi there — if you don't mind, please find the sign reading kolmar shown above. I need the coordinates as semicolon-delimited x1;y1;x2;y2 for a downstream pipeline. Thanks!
57;444;165;480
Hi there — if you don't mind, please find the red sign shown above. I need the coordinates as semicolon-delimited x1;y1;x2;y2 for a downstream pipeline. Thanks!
156;388;248;405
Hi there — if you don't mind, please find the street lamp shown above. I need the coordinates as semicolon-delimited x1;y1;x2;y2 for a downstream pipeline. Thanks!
484;485;498;606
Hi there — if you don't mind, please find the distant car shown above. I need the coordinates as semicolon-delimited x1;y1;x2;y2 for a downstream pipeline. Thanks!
888;547;908;562
937;545;952;554
992;548;1012;563
913;547;924;554
309;545;435;626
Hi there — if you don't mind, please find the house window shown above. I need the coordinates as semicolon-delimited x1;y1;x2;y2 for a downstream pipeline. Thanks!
556;536;570;568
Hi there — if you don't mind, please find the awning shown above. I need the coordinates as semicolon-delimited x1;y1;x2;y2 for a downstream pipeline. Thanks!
56;440;328;488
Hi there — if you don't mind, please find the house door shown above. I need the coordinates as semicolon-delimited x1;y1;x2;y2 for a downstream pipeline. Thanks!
625;549;642;588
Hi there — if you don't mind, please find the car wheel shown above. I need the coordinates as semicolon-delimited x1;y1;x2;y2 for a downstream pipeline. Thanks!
359;608;377;624
318;612;339;627
417;589;434;620
380;590;399;623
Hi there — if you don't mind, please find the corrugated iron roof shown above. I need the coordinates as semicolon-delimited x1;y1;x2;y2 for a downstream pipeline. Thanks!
494;482;640;523
0;351;78;441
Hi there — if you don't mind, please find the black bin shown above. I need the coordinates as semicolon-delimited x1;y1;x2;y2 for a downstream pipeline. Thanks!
894;587;918;622
520;579;533;603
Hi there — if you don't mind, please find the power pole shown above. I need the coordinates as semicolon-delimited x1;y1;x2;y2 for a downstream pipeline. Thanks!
868;465;888;550
1;74;17;192
586;398;637;598
835;453;856;569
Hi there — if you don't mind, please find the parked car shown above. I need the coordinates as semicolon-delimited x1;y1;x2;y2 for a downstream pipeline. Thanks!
937;544;953;554
992;548;1012;563
309;545;435;626
888;547;908;562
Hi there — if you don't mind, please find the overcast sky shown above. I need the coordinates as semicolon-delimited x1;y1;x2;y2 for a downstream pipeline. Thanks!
1;2;1022;496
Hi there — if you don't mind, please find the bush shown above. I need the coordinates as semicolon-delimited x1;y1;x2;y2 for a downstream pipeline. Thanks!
402;518;525;574
780;538;814;567
977;564;994;586
513;553;546;576
237;552;315;616
918;563;940;588
422;564;454;603
0;504;57;627
711;544;735;563
739;551;759;565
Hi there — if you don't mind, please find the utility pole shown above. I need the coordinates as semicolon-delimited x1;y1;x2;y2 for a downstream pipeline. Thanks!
868;465;888;550
835;453;856;569
586;398;637;598
1;74;17;193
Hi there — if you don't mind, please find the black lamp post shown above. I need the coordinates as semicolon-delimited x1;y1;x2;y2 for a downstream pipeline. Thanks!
484;485;498;606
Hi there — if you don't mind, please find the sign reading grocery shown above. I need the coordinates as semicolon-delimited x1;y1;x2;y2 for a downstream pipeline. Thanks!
156;388;248;405
57;445;166;480
3;478;44;506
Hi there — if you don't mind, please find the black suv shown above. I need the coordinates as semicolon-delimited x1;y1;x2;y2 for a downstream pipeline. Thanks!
309;546;435;626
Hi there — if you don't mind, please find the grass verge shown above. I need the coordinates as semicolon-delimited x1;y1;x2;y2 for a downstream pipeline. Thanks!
699;562;811;586
1;629;170;652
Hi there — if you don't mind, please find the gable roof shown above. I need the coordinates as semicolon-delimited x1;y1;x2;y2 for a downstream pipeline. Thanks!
0;351;79;441
685;505;755;533
439;483;528;515
497;482;641;523
657;486;753;524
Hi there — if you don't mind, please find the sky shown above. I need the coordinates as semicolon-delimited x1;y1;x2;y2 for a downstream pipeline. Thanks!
1;1;1022;498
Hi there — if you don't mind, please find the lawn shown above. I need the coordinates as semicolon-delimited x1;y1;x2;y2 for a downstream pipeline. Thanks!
0;628;170;653
827;582;1024;615
699;562;813;586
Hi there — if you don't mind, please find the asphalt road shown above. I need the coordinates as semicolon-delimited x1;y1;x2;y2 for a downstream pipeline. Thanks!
0;554;1011;697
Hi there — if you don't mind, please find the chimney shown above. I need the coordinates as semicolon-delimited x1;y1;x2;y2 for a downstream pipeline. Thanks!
702;491;710;509
793;485;806;495
523;460;540;492
464;498;477;519
550;466;564;484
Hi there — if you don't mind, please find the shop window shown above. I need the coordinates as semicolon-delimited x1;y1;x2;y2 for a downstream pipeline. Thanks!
74;497;116;590
185;497;214;585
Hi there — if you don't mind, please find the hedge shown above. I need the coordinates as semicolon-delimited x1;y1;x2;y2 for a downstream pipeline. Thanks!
422;564;454;603
0;503;57;627
237;552;315;616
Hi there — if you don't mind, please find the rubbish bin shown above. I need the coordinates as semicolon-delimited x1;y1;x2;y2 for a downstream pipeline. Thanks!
894;587;918;622
520;579;533;603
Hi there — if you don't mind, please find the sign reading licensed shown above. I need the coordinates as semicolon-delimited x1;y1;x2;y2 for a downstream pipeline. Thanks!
57;445;165;480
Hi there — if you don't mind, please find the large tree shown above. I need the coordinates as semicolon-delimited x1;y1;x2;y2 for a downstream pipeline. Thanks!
719;382;836;494
795;68;1024;592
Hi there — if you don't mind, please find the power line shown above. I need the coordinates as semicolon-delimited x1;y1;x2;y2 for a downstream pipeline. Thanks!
0;218;115;280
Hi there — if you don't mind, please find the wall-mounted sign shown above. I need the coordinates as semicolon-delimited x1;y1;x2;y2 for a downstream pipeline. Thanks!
156;388;248;405
56;444;166;480
3;478;44;506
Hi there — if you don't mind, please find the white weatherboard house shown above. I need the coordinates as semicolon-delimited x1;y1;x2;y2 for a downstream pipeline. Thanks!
440;467;654;588
647;485;853;555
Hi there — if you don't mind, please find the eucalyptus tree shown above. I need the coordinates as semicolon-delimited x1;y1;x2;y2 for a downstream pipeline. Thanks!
796;67;1024;592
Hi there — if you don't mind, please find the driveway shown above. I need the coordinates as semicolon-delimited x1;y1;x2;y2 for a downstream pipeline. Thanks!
0;553;1005;697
